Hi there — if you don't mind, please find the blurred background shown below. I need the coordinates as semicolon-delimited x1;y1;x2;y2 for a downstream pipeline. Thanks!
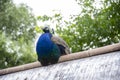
0;0;120;69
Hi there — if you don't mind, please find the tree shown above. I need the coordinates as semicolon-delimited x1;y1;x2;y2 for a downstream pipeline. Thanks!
37;0;120;53
0;0;37;69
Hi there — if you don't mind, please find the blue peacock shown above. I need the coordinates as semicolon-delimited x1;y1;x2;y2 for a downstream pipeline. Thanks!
36;26;70;66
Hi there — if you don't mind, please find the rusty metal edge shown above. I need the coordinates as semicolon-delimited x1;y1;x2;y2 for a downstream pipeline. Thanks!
0;43;120;76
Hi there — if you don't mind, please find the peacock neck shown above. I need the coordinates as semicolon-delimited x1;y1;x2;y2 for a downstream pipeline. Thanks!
36;32;54;56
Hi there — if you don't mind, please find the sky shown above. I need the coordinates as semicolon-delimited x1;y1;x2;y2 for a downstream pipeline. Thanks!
12;0;103;45
13;0;82;44
13;0;81;18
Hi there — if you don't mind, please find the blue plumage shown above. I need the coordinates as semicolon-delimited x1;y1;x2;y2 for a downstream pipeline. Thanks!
36;33;61;66
36;26;70;66
36;33;53;56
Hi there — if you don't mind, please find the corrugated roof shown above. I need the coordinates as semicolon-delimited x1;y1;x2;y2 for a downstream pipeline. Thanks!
0;51;120;80
0;43;120;80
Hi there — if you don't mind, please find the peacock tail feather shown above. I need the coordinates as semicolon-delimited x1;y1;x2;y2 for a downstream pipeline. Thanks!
51;36;70;55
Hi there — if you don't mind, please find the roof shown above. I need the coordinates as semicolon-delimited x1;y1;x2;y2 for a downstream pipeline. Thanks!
0;43;120;80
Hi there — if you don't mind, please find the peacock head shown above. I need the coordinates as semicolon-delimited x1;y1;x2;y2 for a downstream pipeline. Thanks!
42;25;54;34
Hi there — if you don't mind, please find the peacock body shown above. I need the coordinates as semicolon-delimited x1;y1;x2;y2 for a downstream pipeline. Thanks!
36;26;70;66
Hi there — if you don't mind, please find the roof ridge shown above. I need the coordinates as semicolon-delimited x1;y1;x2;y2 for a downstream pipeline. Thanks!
0;43;120;75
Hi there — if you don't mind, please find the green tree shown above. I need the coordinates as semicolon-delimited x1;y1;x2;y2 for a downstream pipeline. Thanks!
37;0;120;53
0;0;37;69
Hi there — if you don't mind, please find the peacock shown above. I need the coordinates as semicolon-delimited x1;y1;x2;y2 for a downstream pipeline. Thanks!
36;26;70;66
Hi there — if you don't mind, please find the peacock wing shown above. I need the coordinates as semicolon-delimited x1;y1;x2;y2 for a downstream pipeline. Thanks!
51;35;70;55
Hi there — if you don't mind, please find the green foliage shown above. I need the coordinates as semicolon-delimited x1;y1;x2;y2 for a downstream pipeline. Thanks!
37;0;120;53
0;0;37;69
0;2;36;40
35;26;43;33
